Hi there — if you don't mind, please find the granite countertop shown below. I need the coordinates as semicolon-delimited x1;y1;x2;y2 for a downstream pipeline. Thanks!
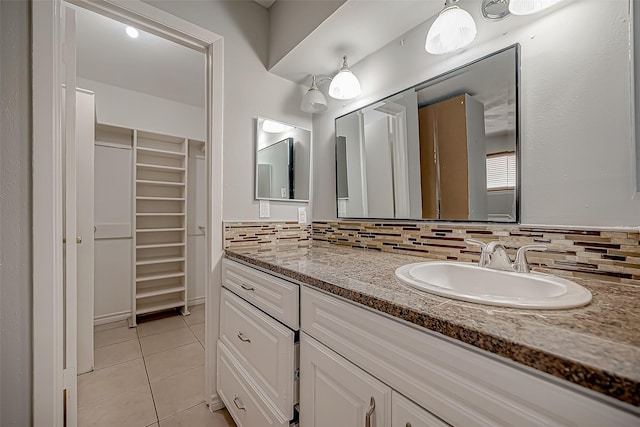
225;242;640;408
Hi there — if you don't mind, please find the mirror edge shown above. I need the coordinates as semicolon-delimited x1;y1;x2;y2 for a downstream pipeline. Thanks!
333;44;522;224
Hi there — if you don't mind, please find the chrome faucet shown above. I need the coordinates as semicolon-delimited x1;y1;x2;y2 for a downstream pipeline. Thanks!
466;239;547;273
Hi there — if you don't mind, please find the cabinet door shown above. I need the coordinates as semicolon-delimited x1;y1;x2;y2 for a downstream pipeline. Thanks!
392;392;449;427
300;333;391;427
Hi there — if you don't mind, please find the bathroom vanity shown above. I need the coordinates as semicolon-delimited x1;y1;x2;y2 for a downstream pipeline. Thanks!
218;243;640;426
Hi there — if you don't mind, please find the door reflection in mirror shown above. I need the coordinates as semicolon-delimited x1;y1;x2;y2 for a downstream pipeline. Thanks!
256;117;311;202
335;45;519;222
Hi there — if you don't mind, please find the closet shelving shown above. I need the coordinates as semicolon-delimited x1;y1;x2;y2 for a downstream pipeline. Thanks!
132;130;190;324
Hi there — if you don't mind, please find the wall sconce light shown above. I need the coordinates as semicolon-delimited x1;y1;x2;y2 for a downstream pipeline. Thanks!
508;0;562;15
301;56;362;113
328;56;361;100
300;76;328;113
426;0;477;55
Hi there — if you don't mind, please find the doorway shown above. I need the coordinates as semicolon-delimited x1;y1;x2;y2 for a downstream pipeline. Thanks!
32;1;224;425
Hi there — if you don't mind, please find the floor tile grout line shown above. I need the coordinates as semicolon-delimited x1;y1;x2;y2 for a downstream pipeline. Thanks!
148;362;206;387
157;401;207;423
94;335;139;350
141;336;200;358
138;334;161;426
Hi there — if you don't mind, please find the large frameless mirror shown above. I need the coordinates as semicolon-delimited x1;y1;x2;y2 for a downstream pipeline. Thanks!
256;117;311;202
336;45;519;222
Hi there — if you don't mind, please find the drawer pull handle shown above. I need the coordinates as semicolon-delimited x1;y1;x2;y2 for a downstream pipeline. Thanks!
240;283;255;291
237;332;251;343
365;397;376;427
233;395;246;411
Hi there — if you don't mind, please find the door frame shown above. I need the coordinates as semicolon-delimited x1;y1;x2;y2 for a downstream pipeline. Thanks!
32;1;225;424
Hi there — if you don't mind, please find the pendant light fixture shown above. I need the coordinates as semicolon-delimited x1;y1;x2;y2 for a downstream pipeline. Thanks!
425;0;477;55
508;0;561;15
300;76;328;113
328;56;361;100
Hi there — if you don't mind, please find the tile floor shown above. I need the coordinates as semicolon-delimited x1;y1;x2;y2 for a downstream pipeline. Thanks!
79;304;237;427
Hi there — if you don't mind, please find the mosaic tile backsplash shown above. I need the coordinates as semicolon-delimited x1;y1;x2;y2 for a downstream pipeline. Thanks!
224;221;311;248
312;221;640;287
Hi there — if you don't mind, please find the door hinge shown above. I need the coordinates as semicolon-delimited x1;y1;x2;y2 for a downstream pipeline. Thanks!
294;368;300;381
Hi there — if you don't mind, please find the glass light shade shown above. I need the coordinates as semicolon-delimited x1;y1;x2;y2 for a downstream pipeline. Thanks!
262;119;293;133
425;5;477;55
328;57;361;100
301;86;328;113
508;0;561;15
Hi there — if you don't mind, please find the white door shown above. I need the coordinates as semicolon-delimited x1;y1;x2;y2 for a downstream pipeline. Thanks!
76;90;95;374
300;333;391;427
62;4;79;426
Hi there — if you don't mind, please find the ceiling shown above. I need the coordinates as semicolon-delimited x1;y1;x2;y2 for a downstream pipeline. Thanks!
254;0;276;8
268;1;443;84
74;6;205;108
72;1;446;108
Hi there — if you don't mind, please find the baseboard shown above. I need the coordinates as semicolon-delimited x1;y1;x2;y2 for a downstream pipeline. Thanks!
208;393;225;411
189;296;205;306
94;298;203;326
94;310;131;326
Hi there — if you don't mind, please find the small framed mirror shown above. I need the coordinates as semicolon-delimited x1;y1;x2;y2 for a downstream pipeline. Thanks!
256;117;311;202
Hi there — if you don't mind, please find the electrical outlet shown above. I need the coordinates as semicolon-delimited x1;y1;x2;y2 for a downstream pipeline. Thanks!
281;188;287;198
298;207;307;224
259;200;270;218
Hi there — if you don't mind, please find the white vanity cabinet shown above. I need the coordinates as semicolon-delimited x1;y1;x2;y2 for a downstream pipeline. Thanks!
218;259;299;427
300;285;639;427
300;333;391;427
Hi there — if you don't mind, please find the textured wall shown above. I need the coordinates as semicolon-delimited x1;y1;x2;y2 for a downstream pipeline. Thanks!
312;0;639;227
0;0;33;424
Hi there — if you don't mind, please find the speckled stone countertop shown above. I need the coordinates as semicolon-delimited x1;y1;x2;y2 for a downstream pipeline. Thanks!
225;242;640;408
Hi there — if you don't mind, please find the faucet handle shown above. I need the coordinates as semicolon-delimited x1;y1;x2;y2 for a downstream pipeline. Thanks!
513;245;547;273
466;239;490;267
465;239;487;249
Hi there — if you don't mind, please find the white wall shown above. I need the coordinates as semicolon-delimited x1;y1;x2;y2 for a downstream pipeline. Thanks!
77;77;206;141
268;0;345;69
313;0;640;227
0;1;32;424
145;0;313;222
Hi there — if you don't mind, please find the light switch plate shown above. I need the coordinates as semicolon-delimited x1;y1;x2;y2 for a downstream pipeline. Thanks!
259;200;270;218
297;207;307;224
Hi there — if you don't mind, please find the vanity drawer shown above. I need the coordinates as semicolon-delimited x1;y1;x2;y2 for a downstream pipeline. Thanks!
392;391;450;427
220;288;297;420
223;258;299;330
217;341;289;427
301;286;638;427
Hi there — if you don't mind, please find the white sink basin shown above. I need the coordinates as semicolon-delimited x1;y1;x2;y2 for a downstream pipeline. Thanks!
395;262;592;309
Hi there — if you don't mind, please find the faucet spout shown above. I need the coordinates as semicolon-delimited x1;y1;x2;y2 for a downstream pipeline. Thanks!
484;242;514;271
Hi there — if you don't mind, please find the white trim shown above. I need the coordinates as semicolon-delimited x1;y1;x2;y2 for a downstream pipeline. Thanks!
189;296;206;307
93;310;132;326
208;393;225;412
33;1;225;422
32;1;64;424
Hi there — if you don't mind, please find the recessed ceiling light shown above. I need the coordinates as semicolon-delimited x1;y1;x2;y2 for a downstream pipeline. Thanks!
125;26;139;38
